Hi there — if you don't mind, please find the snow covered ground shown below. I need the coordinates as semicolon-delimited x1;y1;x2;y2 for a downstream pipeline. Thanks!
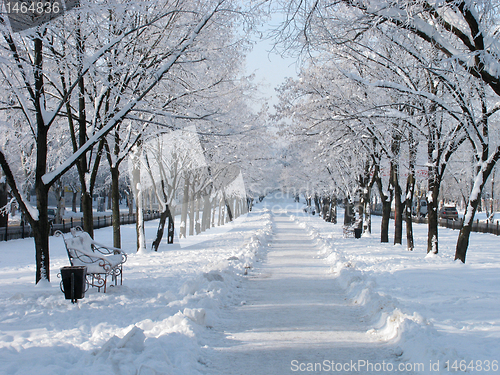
0;205;273;374
288;206;500;374
0;195;499;374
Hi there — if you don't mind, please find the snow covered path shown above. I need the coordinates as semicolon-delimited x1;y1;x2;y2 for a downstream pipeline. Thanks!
203;213;402;374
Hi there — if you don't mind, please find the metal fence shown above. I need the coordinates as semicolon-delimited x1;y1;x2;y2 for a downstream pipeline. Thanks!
412;216;500;236
370;210;500;236
0;211;161;241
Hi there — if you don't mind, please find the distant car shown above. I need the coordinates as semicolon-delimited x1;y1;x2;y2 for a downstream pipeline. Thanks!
412;199;428;217
47;208;56;224
439;206;458;220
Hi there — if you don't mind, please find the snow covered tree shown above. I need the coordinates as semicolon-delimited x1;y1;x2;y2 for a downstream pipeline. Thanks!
276;0;500;261
0;0;245;283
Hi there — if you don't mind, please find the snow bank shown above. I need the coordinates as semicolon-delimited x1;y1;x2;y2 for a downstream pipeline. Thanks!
290;212;500;374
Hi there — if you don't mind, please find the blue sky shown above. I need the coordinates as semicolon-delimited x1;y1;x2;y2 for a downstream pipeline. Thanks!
244;18;298;112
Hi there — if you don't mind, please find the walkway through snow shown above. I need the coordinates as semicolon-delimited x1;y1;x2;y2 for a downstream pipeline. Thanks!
202;213;406;375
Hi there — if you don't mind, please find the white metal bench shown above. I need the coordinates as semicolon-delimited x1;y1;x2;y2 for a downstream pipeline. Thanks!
56;227;127;292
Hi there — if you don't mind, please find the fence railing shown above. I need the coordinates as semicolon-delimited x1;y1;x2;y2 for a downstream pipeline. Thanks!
412;216;500;236
371;210;500;236
0;211;161;241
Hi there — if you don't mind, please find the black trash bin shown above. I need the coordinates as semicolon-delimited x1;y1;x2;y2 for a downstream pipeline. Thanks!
354;228;362;239
60;266;87;303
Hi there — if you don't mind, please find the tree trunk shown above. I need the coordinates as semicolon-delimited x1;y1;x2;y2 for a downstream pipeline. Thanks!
127;190;134;215
136;186;146;252
363;187;371;233
180;176;189;238
189;184;195;236
167;205;174;244
344;198;354;226
131;144;145;252
322;196;329;220
152;173;175;248
405;130;417;251
0;180;8;228
54;179;64;224
107;186;112;210
217;194;222;226
374;164;391;243
425;97;443;254
152;209;168;251
416;197;422;218
1;139;50;284
72;189;78;213
234;198;240;219
427;169;440;254
33;162;50;282
488;168;495;222
427;186;439;254
81;191;93;235
32;217;50;283
455;148;500;262
391;132;403;245
211;196;217;227
34;37;51;284
381;200;391;243
76;24;94;238
202;194;211;231
240;198;246;215
329;194;337;224
110;166;121;248
314;194;320;214
405;173;415;251
393;176;403;245
224;192;233;222
357;192;364;229
195;194;201;235
148;189;154;214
